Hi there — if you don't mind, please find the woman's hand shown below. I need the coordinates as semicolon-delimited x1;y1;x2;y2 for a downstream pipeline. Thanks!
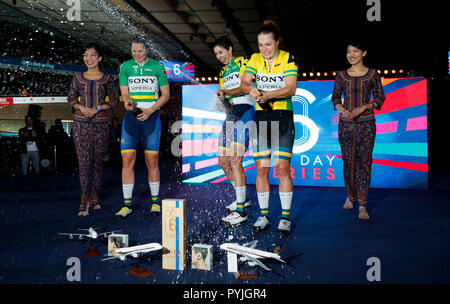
336;104;354;120
78;105;96;117
256;91;271;104
249;87;261;101
351;104;371;118
216;89;226;101
342;109;355;120
124;100;135;111
136;107;154;121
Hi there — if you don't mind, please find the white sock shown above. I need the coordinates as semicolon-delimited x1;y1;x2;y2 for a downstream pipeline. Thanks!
279;192;293;219
149;181;160;203
235;186;246;203
122;184;134;206
231;181;236;190
257;192;270;217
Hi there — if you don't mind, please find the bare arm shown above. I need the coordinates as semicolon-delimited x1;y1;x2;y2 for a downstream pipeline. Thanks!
223;86;244;96
240;72;255;94
120;86;134;111
240;72;261;100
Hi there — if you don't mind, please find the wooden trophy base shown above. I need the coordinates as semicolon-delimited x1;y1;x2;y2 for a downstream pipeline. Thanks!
86;247;99;258
234;270;258;279
129;266;153;279
86;241;99;258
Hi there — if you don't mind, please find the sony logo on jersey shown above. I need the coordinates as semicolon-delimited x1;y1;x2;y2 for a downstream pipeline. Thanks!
256;73;285;91
223;72;241;90
255;74;284;83
128;77;157;84
128;76;159;93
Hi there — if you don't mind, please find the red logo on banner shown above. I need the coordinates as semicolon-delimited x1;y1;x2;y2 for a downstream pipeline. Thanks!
0;98;13;105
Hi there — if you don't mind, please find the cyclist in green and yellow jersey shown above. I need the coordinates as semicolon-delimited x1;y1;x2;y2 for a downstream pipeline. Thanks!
240;20;298;236
213;36;255;227
115;35;170;218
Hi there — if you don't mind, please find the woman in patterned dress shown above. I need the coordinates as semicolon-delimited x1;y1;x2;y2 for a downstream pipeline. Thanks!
68;43;119;216
331;41;385;220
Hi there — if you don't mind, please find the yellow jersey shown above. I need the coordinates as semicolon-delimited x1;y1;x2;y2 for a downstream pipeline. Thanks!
244;50;298;111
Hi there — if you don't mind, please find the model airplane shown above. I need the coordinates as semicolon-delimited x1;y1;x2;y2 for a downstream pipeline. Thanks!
58;227;122;240
220;240;286;271
102;243;162;261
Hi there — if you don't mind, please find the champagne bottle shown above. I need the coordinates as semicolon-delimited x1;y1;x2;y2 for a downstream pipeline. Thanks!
132;107;143;116
130;101;142;116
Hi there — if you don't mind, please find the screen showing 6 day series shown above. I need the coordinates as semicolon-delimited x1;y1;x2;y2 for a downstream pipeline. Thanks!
181;77;428;189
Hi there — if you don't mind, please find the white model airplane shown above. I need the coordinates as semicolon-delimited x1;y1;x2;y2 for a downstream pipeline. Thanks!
220;240;286;271
102;243;162;261
58;227;122;240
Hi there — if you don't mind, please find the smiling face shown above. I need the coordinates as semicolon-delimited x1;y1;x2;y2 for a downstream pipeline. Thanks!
131;42;148;64
258;32;279;60
213;45;233;65
346;45;367;66
83;48;101;69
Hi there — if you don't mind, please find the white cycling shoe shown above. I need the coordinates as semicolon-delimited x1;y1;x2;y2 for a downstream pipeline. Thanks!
252;216;270;232
221;211;248;226
225;198;251;212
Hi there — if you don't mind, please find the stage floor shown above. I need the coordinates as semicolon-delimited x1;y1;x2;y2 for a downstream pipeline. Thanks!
1;161;450;284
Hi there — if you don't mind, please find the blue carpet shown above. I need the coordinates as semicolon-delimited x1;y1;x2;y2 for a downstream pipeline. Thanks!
1;161;450;284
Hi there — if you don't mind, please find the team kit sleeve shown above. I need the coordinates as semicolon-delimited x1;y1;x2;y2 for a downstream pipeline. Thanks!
218;67;225;88
244;53;258;77
157;63;169;87
118;62;129;87
238;57;249;77
283;52;298;78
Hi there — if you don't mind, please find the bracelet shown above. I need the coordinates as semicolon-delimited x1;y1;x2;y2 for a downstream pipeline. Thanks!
95;106;101;113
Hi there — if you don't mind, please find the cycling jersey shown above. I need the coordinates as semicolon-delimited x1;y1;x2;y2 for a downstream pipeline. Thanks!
244;50;298;111
219;56;253;106
119;58;169;109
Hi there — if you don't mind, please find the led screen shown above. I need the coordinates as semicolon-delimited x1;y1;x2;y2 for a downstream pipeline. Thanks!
181;78;428;189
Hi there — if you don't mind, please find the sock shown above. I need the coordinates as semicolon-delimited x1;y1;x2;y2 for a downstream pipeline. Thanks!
235;186;246;213
231;181;236;191
122;184;134;208
280;192;293;220
149;181;160;204
257;192;270;217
